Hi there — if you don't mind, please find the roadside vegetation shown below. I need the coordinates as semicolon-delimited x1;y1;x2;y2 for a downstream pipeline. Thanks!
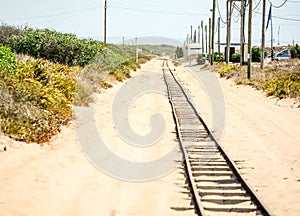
214;59;300;101
0;24;150;143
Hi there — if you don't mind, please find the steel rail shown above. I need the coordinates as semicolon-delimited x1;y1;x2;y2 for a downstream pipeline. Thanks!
162;59;274;216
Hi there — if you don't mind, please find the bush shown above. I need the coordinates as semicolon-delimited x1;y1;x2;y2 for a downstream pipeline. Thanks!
0;24;23;45
197;54;207;65
291;44;300;59
219;64;240;78
9;28;105;67
214;52;223;62
0;57;78;143
252;47;261;62
0;45;16;75
175;47;183;58
262;72;300;98
231;53;241;63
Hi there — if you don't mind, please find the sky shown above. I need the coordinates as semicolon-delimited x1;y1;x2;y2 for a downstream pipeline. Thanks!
1;0;300;46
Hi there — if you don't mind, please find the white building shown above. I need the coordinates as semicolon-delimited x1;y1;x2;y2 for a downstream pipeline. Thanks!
184;43;202;57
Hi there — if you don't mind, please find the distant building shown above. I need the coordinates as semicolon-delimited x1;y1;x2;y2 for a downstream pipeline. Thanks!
184;43;202;57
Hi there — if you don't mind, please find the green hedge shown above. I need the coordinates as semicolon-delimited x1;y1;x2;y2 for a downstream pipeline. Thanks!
9;28;105;67
0;46;16;75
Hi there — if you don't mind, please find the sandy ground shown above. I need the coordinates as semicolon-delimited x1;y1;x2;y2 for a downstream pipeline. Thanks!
1;58;299;215
171;62;300;215
0;59;196;216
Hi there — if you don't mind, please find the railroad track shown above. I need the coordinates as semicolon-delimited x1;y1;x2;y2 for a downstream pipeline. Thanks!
162;59;273;216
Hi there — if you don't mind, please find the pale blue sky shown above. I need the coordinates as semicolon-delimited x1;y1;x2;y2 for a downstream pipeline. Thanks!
1;0;300;45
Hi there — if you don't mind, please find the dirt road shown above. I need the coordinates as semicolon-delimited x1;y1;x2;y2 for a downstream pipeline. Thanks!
0;59;195;216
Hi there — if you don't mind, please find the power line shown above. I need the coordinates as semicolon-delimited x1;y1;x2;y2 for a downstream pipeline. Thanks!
217;0;227;24
268;0;288;8
253;10;300;22
109;5;208;16
253;0;262;11
2;6;101;22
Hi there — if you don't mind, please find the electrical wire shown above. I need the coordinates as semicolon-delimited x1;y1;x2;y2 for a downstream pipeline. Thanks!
253;10;300;22
233;2;241;13
252;0;262;11
109;5;208;16
216;0;227;24
3;6;101;22
268;0;288;8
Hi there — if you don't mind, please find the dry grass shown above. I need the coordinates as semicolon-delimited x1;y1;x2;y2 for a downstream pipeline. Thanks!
213;59;300;101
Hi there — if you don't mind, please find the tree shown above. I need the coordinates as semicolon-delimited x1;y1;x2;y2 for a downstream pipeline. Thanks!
252;47;262;62
291;44;300;59
175;47;183;58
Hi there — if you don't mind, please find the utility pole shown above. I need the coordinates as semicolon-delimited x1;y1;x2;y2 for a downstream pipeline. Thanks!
218;17;221;55
261;0;266;69
201;21;204;54
205;25;208;53
104;0;107;44
198;25;201;44
190;25;193;43
194;29;197;43
209;18;212;64
267;4;274;60
226;0;232;64
211;0;216;65
240;0;245;66
135;37;138;63
247;0;253;79
278;26;280;46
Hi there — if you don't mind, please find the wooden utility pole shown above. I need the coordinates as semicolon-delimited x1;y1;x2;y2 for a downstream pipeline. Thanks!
261;0;266;69
205;25;208;53
211;0;216;65
104;0;107;44
278;26;280;46
209;18;212;64
247;0;253;79
226;0;232;64
198;25;201;44
135;37;138;63
218;17;221;55
190;25;193;43
201;21;204;54
240;0;245;65
271;5;274;61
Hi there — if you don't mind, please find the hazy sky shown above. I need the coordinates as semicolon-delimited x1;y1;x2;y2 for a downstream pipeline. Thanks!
1;0;300;45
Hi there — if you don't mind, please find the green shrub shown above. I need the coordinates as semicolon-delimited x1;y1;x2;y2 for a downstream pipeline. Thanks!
231;53;241;63
252;47;261;62
214;52;223;62
8;28;105;66
0;45;16;75
0;58;78;143
291;44;300;59
175;47;183;58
